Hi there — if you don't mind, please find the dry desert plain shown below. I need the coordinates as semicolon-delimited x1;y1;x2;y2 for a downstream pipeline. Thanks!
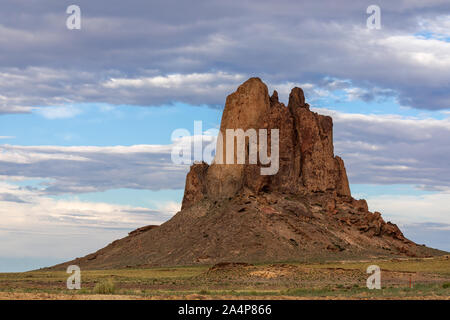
0;256;449;300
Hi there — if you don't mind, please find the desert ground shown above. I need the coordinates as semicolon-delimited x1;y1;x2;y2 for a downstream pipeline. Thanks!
0;255;449;300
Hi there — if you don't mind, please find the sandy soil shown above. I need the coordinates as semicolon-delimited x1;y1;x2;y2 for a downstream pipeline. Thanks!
1;292;448;300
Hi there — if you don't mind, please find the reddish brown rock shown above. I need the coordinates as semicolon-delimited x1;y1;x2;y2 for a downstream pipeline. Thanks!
352;198;369;212
205;78;271;201
288;87;307;109
182;162;209;210
183;78;351;207
128;225;159;237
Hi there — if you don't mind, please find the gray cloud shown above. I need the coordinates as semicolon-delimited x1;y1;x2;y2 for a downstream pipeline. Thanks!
0;0;449;113
318;109;450;190
0;144;188;194
0;193;29;203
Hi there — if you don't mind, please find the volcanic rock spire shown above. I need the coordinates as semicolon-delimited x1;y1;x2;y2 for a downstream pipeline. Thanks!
182;77;350;209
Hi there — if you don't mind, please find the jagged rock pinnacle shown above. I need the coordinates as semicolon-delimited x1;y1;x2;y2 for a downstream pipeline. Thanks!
182;78;351;209
288;87;307;109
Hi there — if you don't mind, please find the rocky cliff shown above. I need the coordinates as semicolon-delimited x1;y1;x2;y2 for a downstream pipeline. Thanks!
51;78;446;270
183;78;350;209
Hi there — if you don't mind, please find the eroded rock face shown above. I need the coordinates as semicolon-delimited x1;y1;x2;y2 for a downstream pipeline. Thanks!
205;78;271;200
182;161;209;209
182;77;351;209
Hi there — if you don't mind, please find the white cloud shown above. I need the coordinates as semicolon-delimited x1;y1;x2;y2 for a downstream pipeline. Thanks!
1;144;173;155
103;71;245;89
366;192;450;226
38;105;83;119
376;34;450;71
313;108;450;190
154;201;182;215
0;182;164;228
0;180;178;260
0;145;90;164
418;15;450;39
0;137;220;193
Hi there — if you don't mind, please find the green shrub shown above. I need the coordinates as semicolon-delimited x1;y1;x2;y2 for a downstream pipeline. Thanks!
443;283;450;289
93;279;116;294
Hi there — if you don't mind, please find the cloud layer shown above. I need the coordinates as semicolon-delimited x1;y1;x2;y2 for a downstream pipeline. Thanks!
320;109;450;191
0;1;449;113
0;144;187;194
0;180;179;268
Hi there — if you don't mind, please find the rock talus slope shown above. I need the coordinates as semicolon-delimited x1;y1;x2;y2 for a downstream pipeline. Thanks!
53;78;445;270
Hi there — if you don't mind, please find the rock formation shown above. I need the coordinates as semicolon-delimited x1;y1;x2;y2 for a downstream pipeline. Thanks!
51;78;446;270
183;78;350;209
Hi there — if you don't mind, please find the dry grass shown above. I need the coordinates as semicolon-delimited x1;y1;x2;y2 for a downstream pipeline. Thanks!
0;256;448;300
304;255;450;275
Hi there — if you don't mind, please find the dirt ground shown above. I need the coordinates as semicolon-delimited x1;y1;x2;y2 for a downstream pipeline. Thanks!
0;292;448;300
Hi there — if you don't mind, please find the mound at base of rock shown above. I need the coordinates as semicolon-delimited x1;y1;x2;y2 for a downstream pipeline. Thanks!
51;190;445;270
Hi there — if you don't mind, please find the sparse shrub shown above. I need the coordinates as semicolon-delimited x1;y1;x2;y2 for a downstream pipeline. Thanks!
93;279;116;294
77;288;90;294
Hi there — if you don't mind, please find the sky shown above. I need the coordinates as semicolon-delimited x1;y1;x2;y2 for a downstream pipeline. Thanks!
0;0;449;272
